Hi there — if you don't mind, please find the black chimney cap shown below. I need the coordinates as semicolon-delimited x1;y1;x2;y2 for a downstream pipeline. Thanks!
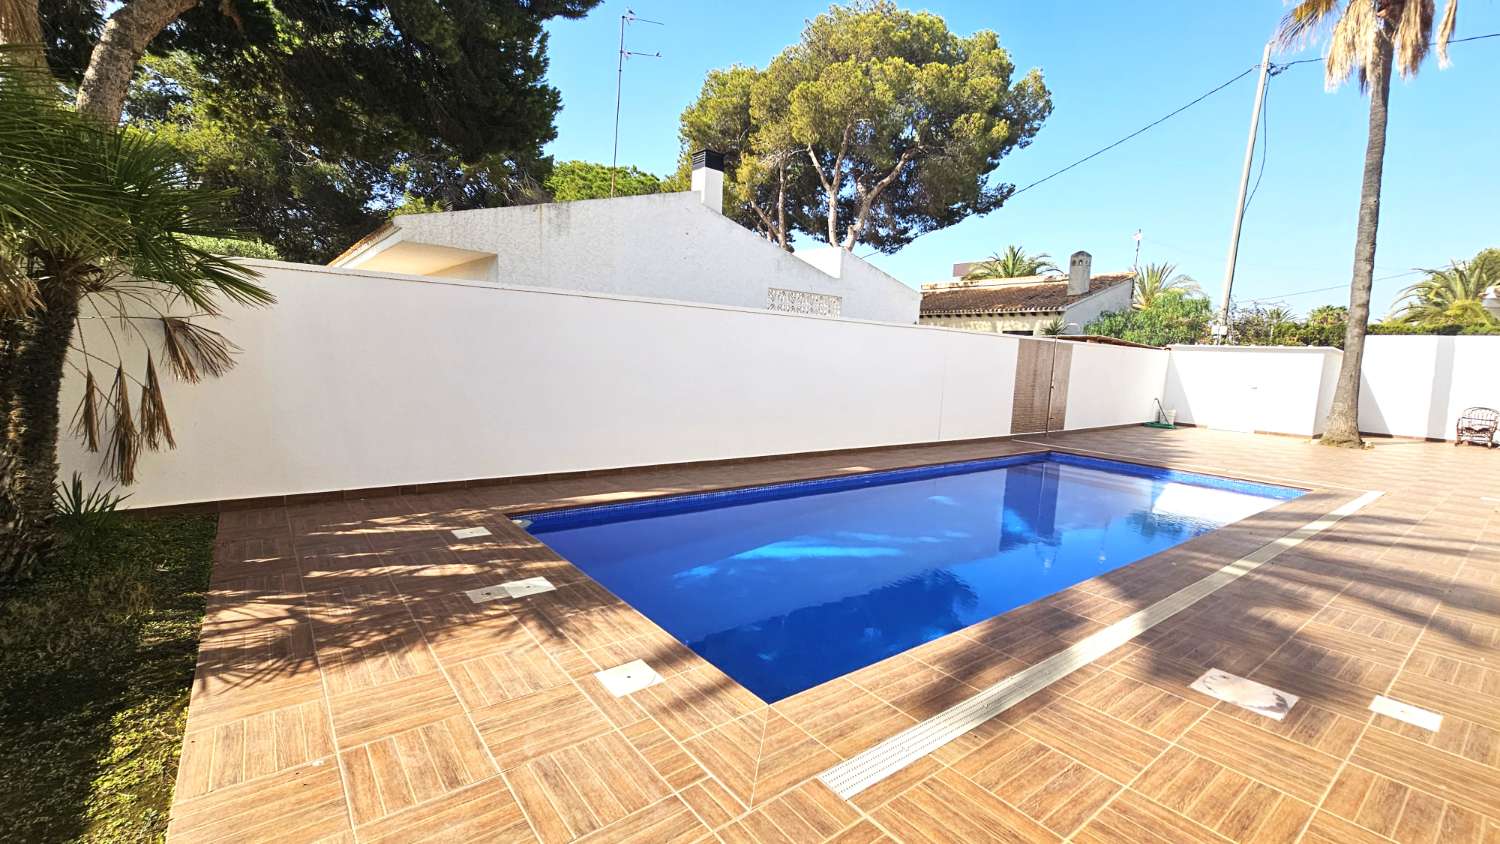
691;149;725;172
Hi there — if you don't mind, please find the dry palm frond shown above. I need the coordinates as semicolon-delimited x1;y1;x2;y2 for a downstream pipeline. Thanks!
1435;0;1458;66
1326;0;1378;91
1275;0;1344;51
0;257;40;318
1393;0;1435;77
159;316;238;383
70;368;102;452
140;354;175;450
104;366;139;485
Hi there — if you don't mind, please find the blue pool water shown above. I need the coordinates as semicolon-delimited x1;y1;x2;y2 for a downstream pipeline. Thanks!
526;453;1302;703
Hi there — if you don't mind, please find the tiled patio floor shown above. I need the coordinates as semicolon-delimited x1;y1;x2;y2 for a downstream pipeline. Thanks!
169;427;1500;843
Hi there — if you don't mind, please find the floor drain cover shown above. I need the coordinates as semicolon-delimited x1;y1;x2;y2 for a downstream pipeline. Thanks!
594;659;663;697
465;576;555;603
451;526;492;539
1190;668;1299;720
1370;695;1442;731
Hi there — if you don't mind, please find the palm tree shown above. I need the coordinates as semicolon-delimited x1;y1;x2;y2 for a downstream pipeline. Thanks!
1276;0;1458;447
963;245;1058;280
1132;262;1201;310
1395;255;1500;327
0;60;272;582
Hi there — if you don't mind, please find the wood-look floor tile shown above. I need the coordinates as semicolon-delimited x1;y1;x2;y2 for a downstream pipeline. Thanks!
749;712;840;806
166;757;350;844
1073;789;1231;844
447;638;571;709
1176;709;1342;804
338;713;495;825
1351;725;1500;818
506;730;672;843
632;664;764;742
954;726;1120;837
678;775;746;829
1066;668;1208;741
1014;696;1166;783
356;777;533;842
327;671;464;749
472;682;614;770
574;795;709;843
176;699;333;801
621;718;707;791
187;622;324;730
1132;746;1313;843
684;710;765;807
872;766;1059;843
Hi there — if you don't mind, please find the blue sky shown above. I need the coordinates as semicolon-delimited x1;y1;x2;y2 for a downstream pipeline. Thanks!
542;1;1499;316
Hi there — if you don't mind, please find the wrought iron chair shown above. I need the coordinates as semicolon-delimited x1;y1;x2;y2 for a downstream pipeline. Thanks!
1455;407;1499;448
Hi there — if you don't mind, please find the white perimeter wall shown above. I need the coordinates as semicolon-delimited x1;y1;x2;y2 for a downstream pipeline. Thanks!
1065;343;1170;430
1358;336;1499;440
352;193;921;324
1164;346;1342;437
60;261;1007;509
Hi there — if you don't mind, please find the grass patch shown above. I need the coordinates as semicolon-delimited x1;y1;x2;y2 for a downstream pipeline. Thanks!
0;513;217;843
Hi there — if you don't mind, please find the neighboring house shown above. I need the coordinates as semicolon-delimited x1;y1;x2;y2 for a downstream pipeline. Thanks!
918;251;1134;335
329;151;920;324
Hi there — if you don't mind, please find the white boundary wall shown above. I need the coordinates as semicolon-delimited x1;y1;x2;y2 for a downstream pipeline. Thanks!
1357;336;1499;440
1163;346;1342;437
1065;343;1170;430
1163;338;1499;440
59;262;1016;509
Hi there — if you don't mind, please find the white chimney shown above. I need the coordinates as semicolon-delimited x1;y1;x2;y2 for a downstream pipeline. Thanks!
1068;250;1092;296
690;149;725;214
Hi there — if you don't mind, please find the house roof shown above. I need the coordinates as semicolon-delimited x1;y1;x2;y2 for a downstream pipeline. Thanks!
919;273;1135;316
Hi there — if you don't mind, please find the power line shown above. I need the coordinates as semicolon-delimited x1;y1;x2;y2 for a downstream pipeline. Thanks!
1242;269;1424;303
1008;65;1260;200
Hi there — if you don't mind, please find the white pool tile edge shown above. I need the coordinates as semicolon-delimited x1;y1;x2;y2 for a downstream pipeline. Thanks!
817;488;1385;800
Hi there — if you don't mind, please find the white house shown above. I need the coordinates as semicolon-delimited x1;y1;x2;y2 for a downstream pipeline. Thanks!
329;151;920;324
918;251;1135;335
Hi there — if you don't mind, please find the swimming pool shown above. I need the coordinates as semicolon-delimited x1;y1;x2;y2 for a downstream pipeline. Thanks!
525;452;1303;703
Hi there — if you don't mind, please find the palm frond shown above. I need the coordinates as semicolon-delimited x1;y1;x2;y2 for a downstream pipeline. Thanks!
159;317;238;383
1393;0;1435;77
104;367;139;486
70;369;102;452
1274;0;1345;51
1326;0;1378;91
139;354;175;450
1435;0;1459;66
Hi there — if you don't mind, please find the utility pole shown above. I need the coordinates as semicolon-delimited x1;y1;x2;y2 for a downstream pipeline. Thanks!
1215;40;1274;342
611;9;662;197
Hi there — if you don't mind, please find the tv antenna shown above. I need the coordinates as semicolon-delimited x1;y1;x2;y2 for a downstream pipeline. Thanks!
612;9;663;196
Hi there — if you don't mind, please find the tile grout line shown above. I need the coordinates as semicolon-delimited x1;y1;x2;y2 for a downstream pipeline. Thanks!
1289;492;1486;843
817;487;1383;801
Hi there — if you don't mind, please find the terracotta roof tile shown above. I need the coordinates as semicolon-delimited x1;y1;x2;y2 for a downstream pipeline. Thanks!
919;273;1134;316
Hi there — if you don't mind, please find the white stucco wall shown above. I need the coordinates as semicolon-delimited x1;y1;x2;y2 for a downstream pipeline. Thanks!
1061;283;1134;333
59;261;1004;508
338;193;920;324
1064;342;1170;430
1358;336;1500;440
1164;346;1343;437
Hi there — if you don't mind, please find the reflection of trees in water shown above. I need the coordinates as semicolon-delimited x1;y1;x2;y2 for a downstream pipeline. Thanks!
997;463;1062;552
691;568;979;702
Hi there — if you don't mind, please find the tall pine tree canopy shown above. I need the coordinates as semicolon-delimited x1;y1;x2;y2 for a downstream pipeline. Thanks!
676;2;1051;254
39;0;600;261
